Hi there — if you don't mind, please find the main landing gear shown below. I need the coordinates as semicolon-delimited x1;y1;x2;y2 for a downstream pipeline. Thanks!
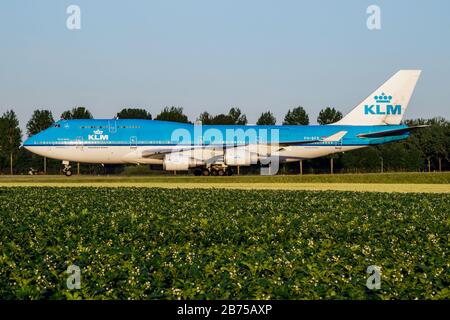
193;167;233;176
62;161;72;177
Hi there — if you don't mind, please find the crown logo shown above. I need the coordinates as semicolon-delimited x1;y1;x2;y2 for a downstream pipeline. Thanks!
93;129;103;135
374;93;392;104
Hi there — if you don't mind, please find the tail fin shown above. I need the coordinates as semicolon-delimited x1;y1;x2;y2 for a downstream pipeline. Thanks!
334;70;421;125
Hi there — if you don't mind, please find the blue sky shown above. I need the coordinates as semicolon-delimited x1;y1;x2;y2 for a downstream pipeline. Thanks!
1;0;449;131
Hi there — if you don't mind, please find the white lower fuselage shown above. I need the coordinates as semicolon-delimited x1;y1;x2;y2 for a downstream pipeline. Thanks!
25;145;366;165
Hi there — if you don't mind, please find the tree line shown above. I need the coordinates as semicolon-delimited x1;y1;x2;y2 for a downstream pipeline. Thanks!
0;106;448;174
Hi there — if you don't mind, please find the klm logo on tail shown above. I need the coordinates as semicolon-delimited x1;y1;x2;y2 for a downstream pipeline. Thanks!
364;93;402;115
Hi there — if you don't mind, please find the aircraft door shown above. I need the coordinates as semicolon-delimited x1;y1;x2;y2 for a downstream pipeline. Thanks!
130;136;137;149
109;120;117;133
76;136;84;150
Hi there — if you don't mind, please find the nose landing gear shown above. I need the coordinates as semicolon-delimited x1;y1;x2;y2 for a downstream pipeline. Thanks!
62;161;72;176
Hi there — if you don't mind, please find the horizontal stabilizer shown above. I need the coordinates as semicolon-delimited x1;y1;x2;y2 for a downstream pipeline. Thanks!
357;125;429;138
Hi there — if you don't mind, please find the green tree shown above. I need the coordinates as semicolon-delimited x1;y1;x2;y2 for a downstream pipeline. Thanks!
26;109;55;174
377;142;423;172
405;118;439;172
198;108;248;125
341;148;381;173
61;107;93;119
283;106;309;125
0;110;22;175
197;112;212;124
116;108;152;120
211;114;234;125
442;122;450;169
256;111;276;125
27;110;54;136
427;117;449;171
317;107;343;125
228;107;248;125
155;106;190;123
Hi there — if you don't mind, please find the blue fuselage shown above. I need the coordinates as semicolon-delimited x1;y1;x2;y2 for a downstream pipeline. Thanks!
24;119;409;147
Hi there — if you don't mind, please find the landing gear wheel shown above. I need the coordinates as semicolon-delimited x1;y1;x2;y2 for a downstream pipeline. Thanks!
218;170;225;176
193;169;202;176
202;169;210;176
211;169;219;176
226;168;233;176
62;161;72;177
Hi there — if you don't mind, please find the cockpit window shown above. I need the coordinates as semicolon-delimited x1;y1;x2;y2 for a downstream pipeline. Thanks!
54;124;61;128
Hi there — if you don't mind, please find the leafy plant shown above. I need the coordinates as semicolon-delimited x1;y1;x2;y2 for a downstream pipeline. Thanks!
0;188;448;300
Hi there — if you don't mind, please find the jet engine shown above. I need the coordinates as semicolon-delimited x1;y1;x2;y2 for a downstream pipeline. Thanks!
163;153;203;171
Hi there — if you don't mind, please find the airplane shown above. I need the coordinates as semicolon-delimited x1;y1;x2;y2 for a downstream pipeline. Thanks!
24;70;427;176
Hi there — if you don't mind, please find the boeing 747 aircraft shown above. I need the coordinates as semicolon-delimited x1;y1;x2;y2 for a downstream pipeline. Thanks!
24;70;426;176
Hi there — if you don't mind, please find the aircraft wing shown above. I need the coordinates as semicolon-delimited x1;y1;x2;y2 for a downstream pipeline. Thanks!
141;148;189;159
141;131;348;159
142;145;229;159
357;125;429;138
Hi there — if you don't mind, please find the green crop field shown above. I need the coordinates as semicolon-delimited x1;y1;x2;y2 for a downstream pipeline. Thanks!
0;172;449;193
1;172;450;184
0;187;448;299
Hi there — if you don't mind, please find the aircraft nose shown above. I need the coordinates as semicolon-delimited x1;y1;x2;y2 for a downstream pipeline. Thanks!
23;131;51;157
23;136;33;149
23;133;38;147
23;128;47;149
